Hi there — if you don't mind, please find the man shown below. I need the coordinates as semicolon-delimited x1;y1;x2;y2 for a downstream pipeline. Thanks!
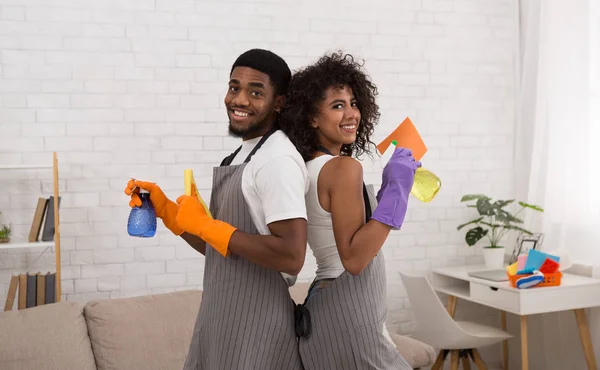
124;49;308;369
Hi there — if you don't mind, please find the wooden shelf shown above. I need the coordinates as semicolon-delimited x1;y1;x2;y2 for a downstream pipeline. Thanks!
0;241;54;250
0;164;53;170
0;152;61;303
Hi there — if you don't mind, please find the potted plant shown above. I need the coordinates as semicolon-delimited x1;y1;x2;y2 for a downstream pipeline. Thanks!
457;194;544;268
0;211;11;244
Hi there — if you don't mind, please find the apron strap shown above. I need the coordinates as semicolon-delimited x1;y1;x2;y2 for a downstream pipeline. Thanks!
317;146;333;156
363;184;373;220
243;127;277;163
219;146;242;166
219;127;278;167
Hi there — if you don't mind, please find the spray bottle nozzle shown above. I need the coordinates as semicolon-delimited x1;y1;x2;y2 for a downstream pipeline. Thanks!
381;140;399;168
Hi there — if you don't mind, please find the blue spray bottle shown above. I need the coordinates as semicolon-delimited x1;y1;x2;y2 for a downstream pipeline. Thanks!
127;179;157;238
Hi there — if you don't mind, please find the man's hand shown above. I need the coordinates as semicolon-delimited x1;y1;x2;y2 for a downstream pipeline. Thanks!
176;194;237;257
124;179;184;235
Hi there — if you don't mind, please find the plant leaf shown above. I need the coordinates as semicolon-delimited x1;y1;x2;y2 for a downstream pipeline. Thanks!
496;210;523;224
465;227;488;246
480;222;503;229
493;199;514;209
457;217;483;230
476;198;495;216
461;194;488;202
518;202;544;212
501;225;534;235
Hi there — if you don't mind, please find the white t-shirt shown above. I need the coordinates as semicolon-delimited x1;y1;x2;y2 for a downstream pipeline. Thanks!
228;130;310;285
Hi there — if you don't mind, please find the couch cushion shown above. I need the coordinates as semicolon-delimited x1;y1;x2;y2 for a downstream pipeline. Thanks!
390;333;436;368
0;301;96;370
84;289;201;370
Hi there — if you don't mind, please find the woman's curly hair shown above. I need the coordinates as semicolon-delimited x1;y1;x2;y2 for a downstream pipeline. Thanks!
279;51;380;162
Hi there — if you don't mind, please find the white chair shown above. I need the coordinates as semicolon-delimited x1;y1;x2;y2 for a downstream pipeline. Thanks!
399;271;512;370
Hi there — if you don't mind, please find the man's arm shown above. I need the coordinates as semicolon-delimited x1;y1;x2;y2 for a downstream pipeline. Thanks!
180;222;306;271
180;232;206;255
174;155;308;273
228;218;307;275
228;155;309;275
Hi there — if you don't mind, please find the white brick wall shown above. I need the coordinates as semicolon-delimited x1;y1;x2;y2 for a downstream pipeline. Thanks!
0;0;515;362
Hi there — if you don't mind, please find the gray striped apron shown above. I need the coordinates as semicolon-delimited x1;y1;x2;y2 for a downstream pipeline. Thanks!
298;184;412;370
183;129;304;370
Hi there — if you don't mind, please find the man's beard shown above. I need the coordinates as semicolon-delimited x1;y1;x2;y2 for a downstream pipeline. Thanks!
228;113;274;139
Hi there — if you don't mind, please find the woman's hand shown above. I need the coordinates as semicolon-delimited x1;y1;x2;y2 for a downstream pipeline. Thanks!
372;147;421;229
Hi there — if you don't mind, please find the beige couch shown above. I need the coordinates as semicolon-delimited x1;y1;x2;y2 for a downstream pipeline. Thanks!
0;284;434;370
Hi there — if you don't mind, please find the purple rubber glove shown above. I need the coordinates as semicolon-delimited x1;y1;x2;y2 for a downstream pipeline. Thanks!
372;147;421;230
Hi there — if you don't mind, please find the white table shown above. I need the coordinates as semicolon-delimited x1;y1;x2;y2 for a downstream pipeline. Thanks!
431;264;600;370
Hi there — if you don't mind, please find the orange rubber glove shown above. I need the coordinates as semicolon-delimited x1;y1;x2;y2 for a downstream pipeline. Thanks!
175;194;237;257
124;179;184;236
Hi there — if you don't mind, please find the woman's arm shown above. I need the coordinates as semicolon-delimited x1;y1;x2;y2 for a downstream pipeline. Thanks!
319;156;392;275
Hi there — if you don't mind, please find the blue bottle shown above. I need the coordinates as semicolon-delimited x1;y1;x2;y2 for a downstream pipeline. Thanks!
127;190;157;237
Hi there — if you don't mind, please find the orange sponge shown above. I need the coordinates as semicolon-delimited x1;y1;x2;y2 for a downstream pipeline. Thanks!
377;117;427;161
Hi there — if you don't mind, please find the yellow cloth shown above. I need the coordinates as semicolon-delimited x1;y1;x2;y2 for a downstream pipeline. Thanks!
184;169;212;218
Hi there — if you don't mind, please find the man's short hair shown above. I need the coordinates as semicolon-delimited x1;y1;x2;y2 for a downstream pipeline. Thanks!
230;49;291;96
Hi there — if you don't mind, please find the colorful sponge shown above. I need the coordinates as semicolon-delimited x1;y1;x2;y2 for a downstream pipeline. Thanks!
524;249;559;271
506;262;519;276
516;271;545;289
539;258;560;274
517;254;528;270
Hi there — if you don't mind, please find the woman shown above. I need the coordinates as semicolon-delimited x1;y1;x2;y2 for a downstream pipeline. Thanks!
280;51;419;370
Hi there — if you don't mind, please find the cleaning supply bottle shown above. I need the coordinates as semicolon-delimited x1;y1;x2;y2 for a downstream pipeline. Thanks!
412;167;442;203
381;141;441;203
127;179;157;238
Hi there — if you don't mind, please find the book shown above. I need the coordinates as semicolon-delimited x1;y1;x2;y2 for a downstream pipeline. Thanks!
28;197;48;242
26;273;37;308
18;274;27;309
36;273;46;306
45;272;56;304
41;196;61;242
3;275;18;311
11;272;56;309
